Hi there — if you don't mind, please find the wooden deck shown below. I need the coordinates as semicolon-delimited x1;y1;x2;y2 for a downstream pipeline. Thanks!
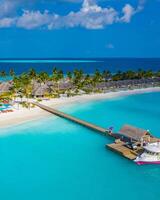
107;142;138;160
33;102;108;135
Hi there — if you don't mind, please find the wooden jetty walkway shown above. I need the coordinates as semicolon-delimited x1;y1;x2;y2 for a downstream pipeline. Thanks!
33;102;159;162
33;102;108;135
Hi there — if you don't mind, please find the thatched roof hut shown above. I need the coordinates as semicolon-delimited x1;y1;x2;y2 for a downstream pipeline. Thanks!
0;82;12;94
107;78;160;89
119;124;151;141
32;80;74;97
32;83;50;97
59;82;73;90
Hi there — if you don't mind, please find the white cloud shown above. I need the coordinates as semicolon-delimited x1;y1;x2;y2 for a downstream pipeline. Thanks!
119;4;135;23
0;17;16;27
0;0;145;29
49;0;118;29
119;0;146;23
16;10;52;29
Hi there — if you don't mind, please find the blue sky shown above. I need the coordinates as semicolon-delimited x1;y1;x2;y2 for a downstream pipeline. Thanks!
0;0;159;58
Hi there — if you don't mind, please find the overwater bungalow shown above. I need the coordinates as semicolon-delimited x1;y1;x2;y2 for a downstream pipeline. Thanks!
118;124;152;142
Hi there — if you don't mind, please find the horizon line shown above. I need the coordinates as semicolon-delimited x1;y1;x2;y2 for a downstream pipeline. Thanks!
0;57;160;60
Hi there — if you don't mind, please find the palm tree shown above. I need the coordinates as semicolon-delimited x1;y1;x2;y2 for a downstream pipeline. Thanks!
38;71;49;85
84;74;91;84
12;75;26;103
28;68;37;80
9;68;15;77
0;70;7;78
67;71;72;80
52;68;64;91
56;70;64;91
102;70;111;80
58;70;64;80
52;67;59;82
137;68;145;79
156;70;160;77
144;70;153;78
13;76;21;93
112;70;123;81
124;70;136;80
73;69;84;87
14;73;32;104
92;69;103;84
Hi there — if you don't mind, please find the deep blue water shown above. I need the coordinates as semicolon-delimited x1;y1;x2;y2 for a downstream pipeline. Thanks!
0;92;160;200
0;58;160;75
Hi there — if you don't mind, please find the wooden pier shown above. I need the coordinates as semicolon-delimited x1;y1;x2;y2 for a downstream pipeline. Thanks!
33;102;108;135
33;102;159;161
107;142;139;160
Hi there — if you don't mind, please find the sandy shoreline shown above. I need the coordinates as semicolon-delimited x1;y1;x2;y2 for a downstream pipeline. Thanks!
0;87;160;129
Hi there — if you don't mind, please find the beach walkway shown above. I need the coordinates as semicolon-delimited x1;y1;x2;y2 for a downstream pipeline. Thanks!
33;102;108;135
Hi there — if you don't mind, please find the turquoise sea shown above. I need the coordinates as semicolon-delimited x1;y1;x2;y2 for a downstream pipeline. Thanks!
0;92;160;200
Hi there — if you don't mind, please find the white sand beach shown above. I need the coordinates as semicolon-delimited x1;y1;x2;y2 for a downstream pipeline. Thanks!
0;87;160;128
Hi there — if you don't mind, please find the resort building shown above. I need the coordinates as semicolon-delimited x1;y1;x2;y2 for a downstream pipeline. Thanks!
118;124;152;142
0;82;12;94
31;81;73;97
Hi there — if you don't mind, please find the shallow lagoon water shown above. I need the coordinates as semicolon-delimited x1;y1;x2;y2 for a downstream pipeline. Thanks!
0;92;160;200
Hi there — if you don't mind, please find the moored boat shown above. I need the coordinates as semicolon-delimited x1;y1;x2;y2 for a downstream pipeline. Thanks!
134;142;160;165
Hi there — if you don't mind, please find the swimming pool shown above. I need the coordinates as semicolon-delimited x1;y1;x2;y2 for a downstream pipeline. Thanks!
0;104;11;111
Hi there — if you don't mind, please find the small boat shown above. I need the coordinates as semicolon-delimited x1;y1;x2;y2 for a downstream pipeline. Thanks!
134;142;160;165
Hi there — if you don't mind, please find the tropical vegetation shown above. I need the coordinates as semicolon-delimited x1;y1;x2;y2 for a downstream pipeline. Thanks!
0;68;160;102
